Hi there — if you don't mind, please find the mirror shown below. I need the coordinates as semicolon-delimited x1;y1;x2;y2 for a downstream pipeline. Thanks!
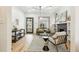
38;16;50;29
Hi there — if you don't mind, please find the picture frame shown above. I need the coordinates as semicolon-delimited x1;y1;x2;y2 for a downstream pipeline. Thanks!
55;11;67;23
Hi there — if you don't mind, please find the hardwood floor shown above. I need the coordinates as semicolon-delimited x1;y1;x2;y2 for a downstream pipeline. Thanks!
12;34;70;52
12;36;27;52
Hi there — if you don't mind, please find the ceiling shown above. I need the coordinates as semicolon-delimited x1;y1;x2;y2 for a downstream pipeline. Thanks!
16;6;69;15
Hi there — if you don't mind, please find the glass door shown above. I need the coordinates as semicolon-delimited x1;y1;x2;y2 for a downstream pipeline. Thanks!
26;17;34;33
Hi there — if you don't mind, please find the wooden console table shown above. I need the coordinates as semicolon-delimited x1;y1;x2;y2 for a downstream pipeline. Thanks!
12;29;25;43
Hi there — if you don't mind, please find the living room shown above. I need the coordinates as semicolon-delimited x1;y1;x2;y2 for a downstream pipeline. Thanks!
11;6;72;52
0;6;76;52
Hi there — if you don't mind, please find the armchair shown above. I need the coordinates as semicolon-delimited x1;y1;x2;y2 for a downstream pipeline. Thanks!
48;31;68;52
53;32;68;51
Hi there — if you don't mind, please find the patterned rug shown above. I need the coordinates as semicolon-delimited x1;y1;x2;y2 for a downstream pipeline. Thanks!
27;35;70;52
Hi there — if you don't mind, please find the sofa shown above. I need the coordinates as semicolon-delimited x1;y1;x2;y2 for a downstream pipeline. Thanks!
36;28;50;35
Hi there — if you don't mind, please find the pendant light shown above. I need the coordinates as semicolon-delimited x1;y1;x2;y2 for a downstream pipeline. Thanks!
39;6;42;17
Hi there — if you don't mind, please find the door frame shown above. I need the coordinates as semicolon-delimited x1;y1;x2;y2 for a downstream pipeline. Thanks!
26;17;34;33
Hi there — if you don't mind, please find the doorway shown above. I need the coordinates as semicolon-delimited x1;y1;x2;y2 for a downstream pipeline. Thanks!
26;17;34;33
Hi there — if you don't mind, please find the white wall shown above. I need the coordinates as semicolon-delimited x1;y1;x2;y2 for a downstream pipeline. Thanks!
0;7;11;52
12;7;26;30
74;7;79;51
66;7;79;52
70;7;75;52
69;7;79;52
